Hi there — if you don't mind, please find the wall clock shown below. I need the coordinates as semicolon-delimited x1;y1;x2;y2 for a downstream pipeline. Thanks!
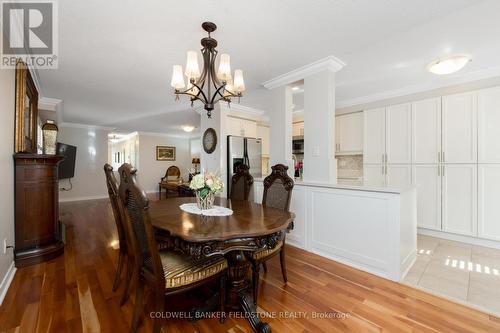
202;128;217;154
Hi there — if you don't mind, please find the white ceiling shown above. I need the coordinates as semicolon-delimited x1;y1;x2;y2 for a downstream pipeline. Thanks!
38;0;500;134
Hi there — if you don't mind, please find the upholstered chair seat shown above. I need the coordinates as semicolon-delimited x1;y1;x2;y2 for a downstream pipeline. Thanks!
251;241;283;261
144;251;228;289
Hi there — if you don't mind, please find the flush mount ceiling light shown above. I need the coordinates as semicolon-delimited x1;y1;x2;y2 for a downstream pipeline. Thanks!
427;54;471;75
181;125;196;133
171;22;245;118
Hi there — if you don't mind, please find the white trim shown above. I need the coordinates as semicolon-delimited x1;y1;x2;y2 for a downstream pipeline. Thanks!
59;122;115;131
418;228;500;250
219;103;266;116
0;262;16;306
38;97;62;112
137;131;197;139
262;55;346;89
337;66;500;109
59;195;108;203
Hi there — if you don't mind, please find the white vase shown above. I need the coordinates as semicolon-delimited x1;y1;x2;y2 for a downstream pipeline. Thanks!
196;191;215;210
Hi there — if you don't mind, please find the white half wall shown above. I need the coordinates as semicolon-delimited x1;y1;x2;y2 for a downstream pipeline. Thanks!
137;133;191;193
58;125;110;201
0;68;16;301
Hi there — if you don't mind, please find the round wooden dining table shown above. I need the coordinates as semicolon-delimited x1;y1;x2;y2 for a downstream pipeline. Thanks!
148;197;295;333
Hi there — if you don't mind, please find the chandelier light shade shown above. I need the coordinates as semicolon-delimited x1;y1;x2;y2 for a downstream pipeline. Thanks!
171;22;245;118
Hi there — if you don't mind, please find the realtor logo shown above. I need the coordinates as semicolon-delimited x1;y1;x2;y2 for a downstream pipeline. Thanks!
1;0;58;69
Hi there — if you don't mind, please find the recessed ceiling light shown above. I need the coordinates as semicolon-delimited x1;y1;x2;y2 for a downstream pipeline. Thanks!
427;54;471;75
292;86;300;91
181;125;196;132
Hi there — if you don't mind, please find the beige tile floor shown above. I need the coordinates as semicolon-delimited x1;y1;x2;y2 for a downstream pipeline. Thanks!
403;235;500;316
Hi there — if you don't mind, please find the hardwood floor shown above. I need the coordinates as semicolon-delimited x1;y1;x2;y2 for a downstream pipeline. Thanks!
1;198;500;332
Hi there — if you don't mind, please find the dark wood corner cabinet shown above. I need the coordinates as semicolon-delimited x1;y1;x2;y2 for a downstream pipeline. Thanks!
14;154;65;267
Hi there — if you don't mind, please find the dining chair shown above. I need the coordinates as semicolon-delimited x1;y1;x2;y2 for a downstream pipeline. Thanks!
103;164;134;305
158;165;182;199
118;163;228;333
230;164;254;201
250;164;294;304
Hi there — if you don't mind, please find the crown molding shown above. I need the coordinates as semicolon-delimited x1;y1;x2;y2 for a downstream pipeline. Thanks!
59;122;115;131
336;65;500;109
219;102;266;116
38;97;62;111
137;131;198;139
262;55;346;90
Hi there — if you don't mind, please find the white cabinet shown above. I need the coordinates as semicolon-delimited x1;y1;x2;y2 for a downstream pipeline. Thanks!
226;117;242;136
412;98;441;164
363;108;386;164
363;164;385;187
257;125;270;156
336;112;363;154
478;87;500;163
386;165;412;188
226;116;257;138
293;122;304;137
386;103;412;164
442;92;477;163
441;164;477;236
478;165;500;241
412;165;441;230
242;119;257;138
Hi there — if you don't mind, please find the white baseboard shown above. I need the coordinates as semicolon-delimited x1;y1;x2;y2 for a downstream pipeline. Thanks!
0;261;16;305
59;194;108;203
418;228;500;250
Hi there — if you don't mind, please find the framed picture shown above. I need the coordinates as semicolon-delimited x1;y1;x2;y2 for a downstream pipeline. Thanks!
15;60;39;153
156;146;176;161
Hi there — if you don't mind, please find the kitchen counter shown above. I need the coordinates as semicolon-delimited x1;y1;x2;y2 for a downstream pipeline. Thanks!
252;177;417;282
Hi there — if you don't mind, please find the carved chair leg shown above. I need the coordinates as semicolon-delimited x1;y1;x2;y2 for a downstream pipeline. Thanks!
252;262;260;305
262;262;268;273
130;281;145;333
219;275;226;323
113;249;125;291
280;246;288;283
152;295;164;333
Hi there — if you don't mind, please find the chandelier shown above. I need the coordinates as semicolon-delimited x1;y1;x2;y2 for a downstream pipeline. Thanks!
170;22;245;118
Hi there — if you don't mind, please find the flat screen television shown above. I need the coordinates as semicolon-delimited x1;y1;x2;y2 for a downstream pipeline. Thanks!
56;142;77;179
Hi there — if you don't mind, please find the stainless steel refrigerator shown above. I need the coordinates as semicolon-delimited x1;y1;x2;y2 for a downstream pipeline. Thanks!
227;136;262;194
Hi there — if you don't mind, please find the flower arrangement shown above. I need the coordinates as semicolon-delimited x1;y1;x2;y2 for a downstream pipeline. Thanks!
189;171;224;210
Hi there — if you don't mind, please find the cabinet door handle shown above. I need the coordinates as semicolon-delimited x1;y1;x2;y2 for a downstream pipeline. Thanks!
442;165;445;176
438;165;440;176
442;152;445;163
438;152;441;163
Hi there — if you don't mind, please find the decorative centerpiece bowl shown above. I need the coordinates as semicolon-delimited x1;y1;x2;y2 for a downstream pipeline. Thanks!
189;171;224;210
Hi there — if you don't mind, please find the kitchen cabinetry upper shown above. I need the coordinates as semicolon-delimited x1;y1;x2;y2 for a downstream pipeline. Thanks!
336;112;363;154
442;92;477;163
412;98;441;164
478;87;500;163
386;103;412;164
363;108;385;164
226;116;257;138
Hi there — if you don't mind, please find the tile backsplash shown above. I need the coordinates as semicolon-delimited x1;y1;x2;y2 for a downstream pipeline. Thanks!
337;155;363;178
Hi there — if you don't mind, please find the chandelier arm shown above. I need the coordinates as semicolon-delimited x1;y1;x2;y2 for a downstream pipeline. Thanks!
210;83;228;104
175;81;209;103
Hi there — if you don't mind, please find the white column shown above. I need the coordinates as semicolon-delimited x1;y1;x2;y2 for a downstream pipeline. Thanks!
303;69;337;183
269;85;294;177
200;103;229;197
